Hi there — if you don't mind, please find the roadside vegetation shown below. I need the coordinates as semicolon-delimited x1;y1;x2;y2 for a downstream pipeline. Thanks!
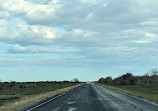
98;69;158;103
0;80;81;110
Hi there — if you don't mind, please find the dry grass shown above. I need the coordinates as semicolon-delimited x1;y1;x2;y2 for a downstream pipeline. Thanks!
0;84;82;111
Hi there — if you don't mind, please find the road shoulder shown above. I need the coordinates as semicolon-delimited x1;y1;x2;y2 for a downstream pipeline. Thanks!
0;84;83;111
96;83;158;106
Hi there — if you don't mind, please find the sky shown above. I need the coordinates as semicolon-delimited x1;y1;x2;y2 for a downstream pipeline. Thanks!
0;0;158;82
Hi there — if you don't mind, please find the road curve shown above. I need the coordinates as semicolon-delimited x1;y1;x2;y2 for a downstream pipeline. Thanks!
23;83;158;111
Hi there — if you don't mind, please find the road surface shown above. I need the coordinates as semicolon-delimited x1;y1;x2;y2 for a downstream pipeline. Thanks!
24;83;158;111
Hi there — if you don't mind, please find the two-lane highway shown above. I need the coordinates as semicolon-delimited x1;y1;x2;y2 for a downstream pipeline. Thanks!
24;83;158;111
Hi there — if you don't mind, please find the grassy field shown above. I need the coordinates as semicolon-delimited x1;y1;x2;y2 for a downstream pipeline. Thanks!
0;81;80;107
98;83;158;104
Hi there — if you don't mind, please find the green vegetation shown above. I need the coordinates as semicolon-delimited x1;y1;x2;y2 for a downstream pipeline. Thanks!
0;81;79;106
99;83;158;104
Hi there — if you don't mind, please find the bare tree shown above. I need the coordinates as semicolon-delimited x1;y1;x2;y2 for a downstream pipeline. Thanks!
150;69;158;76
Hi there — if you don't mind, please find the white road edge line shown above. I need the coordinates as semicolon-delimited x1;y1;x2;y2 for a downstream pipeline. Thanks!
27;93;66;111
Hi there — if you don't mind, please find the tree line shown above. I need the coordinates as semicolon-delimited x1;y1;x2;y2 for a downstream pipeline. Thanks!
98;69;158;85
0;78;80;89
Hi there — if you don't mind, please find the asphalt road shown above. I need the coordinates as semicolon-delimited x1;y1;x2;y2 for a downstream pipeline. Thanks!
24;83;158;111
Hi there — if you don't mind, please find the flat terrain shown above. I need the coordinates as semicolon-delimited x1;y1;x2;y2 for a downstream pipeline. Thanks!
24;83;158;111
99;84;158;103
0;82;79;107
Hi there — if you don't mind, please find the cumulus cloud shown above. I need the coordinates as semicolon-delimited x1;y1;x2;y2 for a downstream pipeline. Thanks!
0;0;158;68
0;17;99;46
0;0;61;24
0;19;59;44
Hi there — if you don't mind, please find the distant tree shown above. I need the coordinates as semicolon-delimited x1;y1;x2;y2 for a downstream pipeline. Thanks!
113;78;121;85
98;77;105;83
140;75;150;84
113;72;137;85
104;76;112;84
71;78;79;83
63;81;70;83
150;74;158;84
98;69;158;85
150;69;158;76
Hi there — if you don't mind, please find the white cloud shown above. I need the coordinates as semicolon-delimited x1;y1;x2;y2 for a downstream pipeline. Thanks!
0;17;99;45
145;32;155;38
0;19;59;44
71;29;98;38
140;20;158;26
8;44;69;54
0;11;10;18
134;40;152;44
0;0;61;23
133;32;156;44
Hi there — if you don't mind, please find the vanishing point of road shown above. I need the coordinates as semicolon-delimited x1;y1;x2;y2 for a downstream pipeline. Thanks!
24;83;158;111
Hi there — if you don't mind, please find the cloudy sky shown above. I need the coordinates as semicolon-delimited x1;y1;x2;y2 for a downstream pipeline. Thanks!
0;0;158;81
